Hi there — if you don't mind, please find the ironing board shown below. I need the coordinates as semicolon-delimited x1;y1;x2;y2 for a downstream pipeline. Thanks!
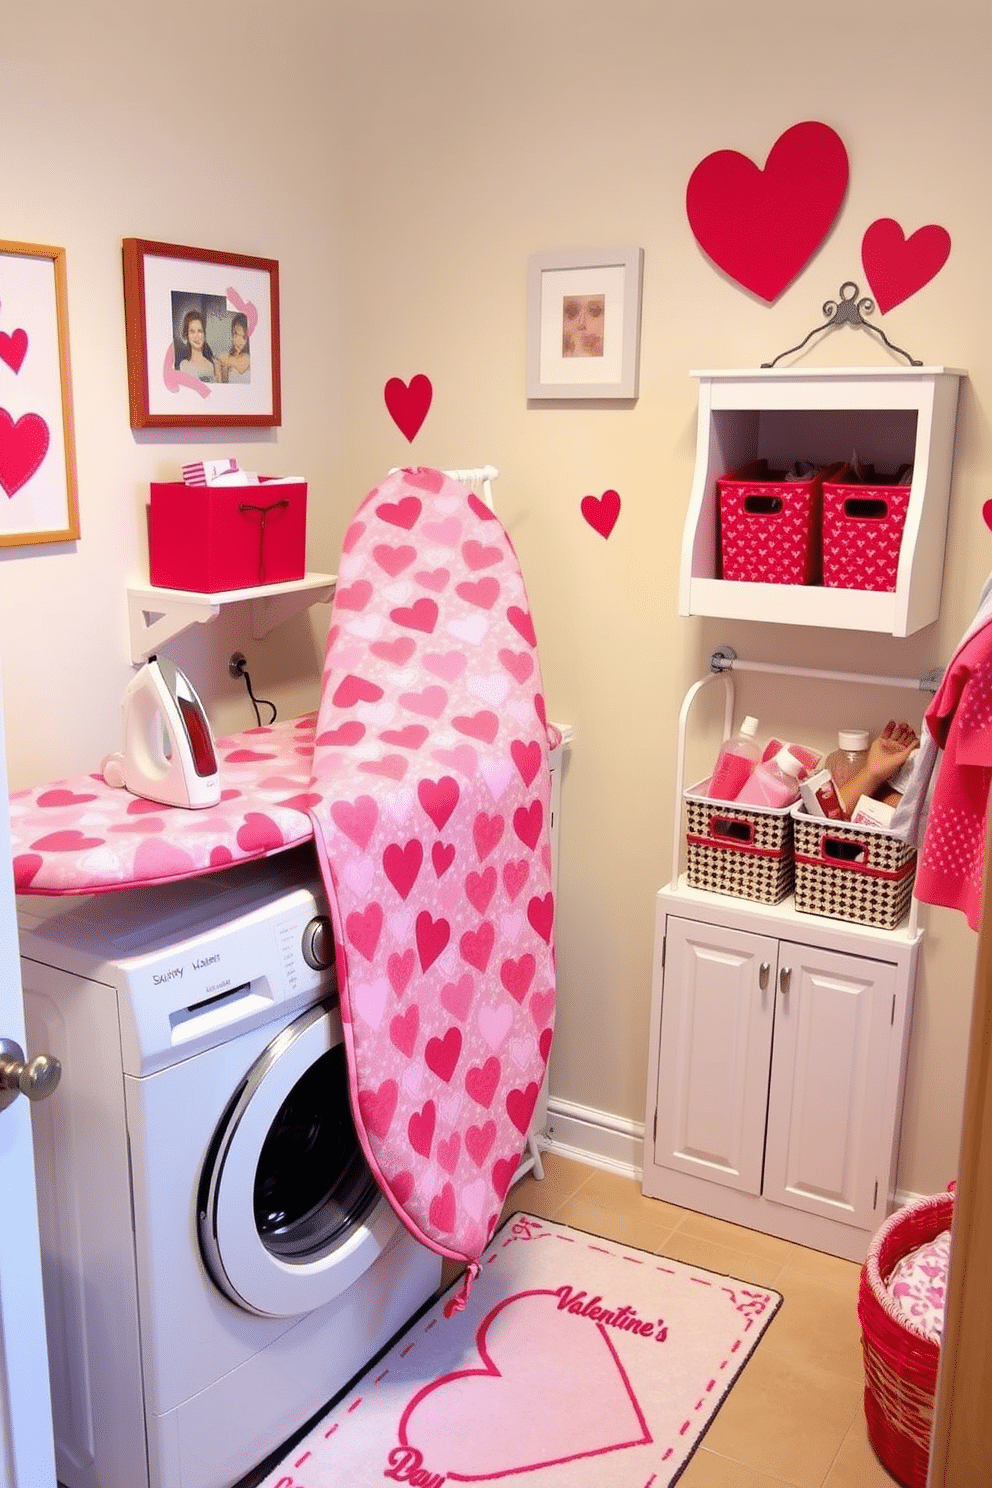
305;467;556;1298
10;712;317;893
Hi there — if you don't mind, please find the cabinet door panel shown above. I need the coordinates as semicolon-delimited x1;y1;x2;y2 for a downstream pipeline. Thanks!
654;919;776;1193
764;943;896;1228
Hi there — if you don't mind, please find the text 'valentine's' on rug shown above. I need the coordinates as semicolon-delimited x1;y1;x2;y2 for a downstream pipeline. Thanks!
258;1212;782;1488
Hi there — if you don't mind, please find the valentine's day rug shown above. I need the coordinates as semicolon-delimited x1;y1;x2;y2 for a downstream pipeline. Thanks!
254;1211;782;1488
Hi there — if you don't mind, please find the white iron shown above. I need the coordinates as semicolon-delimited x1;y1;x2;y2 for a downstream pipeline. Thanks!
102;656;221;810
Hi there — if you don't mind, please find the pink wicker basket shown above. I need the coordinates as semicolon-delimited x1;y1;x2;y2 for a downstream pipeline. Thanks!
858;1189;954;1488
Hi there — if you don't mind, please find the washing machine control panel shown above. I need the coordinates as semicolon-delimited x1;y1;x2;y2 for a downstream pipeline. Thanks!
301;916;334;970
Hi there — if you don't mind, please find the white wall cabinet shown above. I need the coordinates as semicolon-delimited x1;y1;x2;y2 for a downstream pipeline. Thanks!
642;884;920;1262
679;366;964;635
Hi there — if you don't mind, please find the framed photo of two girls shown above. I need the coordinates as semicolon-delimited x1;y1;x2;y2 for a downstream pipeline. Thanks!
123;238;281;428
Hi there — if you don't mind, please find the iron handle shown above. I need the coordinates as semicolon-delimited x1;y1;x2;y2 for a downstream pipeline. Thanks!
779;966;792;995
0;1037;61;1114
758;961;771;990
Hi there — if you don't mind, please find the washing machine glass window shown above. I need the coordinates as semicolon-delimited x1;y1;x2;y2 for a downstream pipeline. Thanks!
254;1041;379;1259
199;999;401;1319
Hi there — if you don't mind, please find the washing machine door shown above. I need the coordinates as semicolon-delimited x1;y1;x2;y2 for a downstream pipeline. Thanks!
199;1000;401;1318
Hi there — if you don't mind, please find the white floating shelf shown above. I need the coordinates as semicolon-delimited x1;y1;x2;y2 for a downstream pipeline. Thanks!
679;366;965;635
127;572;337;663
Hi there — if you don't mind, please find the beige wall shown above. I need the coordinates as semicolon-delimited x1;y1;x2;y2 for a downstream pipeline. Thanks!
2;0;989;1198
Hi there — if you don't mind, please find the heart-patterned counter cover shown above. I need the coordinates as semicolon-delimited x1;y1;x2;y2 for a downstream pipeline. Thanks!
306;468;556;1307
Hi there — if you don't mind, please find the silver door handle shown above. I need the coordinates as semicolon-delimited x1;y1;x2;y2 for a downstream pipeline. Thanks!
0;1037;61;1113
779;966;792;995
758;962;771;990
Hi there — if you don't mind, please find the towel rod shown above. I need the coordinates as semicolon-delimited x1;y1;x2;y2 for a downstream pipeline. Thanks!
709;646;942;695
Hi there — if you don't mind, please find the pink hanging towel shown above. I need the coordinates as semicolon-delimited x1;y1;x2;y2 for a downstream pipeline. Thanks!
307;468;556;1301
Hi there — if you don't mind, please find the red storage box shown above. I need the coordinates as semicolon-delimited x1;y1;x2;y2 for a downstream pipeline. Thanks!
821;464;912;592
718;459;838;585
149;479;307;593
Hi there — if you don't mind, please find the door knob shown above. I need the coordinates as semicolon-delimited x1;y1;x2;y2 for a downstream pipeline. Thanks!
758;961;771;990
779;966;792;995
0;1037;61;1113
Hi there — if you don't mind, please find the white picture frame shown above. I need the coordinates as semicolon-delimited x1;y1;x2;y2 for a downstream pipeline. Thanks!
527;246;643;401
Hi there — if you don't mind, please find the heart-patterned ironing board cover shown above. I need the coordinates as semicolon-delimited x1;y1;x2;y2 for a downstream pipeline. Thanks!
305;468;556;1288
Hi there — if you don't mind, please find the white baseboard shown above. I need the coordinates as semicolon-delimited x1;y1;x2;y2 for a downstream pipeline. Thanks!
543;1096;644;1180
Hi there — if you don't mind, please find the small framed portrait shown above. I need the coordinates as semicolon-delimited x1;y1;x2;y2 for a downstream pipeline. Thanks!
122;239;281;428
0;240;79;548
527;246;644;401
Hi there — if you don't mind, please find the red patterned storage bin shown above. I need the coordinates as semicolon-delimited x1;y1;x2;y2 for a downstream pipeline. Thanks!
821;464;912;592
718;460;837;585
858;1188;953;1488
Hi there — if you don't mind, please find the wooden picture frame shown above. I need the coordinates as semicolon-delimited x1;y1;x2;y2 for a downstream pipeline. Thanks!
0;241;79;549
122;238;281;428
527;246;643;401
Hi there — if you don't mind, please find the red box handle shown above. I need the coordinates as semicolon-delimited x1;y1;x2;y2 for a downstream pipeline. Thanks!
742;495;783;516
842;497;890;521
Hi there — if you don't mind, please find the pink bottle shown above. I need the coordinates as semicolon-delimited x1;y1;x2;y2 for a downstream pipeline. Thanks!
735;745;804;808
708;715;761;801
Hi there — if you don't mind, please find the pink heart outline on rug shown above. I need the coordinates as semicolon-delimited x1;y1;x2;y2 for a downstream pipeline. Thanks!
861;218;952;314
581;488;621;538
385;374;433;442
0;327;28;374
686;120;849;302
399;1288;651;1478
0;408;50;496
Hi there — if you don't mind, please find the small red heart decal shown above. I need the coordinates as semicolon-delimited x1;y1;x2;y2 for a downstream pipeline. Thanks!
580;489;621;538
0;408;49;497
861;218;951;313
384;373;433;442
0;328;28;374
686;120;849;302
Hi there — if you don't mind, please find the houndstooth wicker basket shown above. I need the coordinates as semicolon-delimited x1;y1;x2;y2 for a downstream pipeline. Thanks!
858;1189;953;1487
792;808;916;928
684;784;794;905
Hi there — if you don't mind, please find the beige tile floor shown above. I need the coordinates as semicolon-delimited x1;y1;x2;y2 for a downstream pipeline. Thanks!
491;1150;902;1488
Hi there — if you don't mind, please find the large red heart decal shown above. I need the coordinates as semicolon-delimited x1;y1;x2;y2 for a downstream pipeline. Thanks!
686;121;849;302
861;218;951;314
580;489;621;539
385;374;433;442
0;408;49;497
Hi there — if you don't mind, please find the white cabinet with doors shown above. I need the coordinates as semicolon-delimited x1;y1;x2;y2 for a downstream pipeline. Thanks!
642;882;921;1263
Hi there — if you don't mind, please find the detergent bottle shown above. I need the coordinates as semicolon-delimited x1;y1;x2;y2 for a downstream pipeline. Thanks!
735;746;804;808
707;716;761;801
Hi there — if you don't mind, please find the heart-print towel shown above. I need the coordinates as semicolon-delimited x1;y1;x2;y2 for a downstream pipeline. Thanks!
307;468;556;1300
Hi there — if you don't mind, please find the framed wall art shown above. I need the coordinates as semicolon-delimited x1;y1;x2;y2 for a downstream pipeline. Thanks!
0;240;79;549
122;239;281;428
527;246;644;401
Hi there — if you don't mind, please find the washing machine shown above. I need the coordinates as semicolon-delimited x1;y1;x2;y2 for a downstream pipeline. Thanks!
17;844;442;1488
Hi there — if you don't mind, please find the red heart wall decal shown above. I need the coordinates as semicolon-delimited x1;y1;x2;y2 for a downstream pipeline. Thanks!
861;218;951;313
385;374;433;442
0;328;28;374
686;121;849;302
580;489;621;538
0;408;49;497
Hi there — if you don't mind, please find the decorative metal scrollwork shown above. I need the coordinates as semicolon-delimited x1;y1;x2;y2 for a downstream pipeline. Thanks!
761;282;923;369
